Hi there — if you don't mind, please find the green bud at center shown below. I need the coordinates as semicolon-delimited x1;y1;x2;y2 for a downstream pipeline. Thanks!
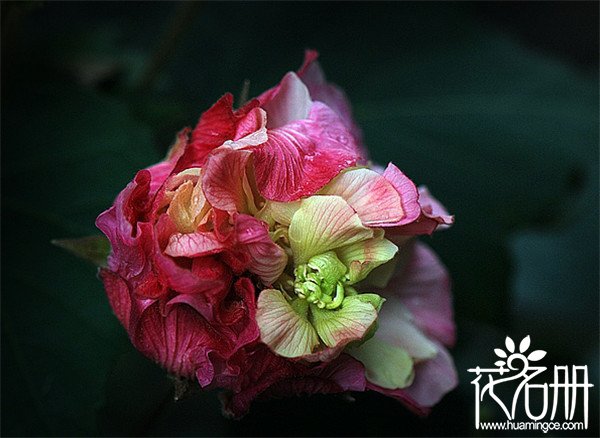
293;251;349;309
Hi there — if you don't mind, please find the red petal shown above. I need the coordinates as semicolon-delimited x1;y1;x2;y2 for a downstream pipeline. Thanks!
174;94;237;171
99;268;132;328
133;302;222;379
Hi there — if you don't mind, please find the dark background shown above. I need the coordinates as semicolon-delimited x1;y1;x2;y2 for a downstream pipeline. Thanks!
2;1;598;436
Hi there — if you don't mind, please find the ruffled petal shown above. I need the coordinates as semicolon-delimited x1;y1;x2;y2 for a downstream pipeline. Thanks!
152;215;229;295
219;348;367;419
261;353;367;398
380;163;421;226
235;214;287;285
132;301;219;379
233;107;268;142
186;94;237;164
386;186;455;237
174;95;261;172
372;295;438;361
254;102;360;202
98;268;132;328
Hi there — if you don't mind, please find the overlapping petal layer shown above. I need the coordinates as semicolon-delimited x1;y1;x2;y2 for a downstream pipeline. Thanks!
95;51;456;419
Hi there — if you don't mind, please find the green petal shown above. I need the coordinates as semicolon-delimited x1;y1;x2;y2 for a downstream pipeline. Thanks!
347;337;414;389
359;255;398;289
337;233;398;284
376;301;438;361
351;293;385;311
267;200;301;226
310;294;379;348
289;195;373;265
256;289;319;358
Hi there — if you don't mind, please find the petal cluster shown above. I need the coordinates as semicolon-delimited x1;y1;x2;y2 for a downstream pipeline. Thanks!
96;51;457;418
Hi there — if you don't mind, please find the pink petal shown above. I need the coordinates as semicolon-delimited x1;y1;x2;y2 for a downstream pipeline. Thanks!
261;72;312;129
96;204;146;277
219;346;366;418
254;102;360;201
164;231;227;258
381;163;421;226
388;186;455;237
202;147;254;213
262;354;367;398
218;346;299;418
320;168;410;227
297;49;366;158
234;107;268;141
382;242;455;347
224;277;260;351
167;293;215;322
235;215;287;285
131;277;258;381
97;179;159;292
152;215;229;295
164;127;191;163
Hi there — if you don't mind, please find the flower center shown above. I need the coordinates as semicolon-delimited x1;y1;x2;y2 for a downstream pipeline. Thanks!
293;251;354;310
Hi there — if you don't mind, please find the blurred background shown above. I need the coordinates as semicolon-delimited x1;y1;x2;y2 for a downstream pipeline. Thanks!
2;1;598;436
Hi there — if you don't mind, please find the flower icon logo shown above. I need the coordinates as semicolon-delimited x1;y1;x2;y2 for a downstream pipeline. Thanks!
493;335;547;370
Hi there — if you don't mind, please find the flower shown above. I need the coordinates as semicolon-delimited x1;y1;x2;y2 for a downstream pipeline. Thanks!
95;50;457;418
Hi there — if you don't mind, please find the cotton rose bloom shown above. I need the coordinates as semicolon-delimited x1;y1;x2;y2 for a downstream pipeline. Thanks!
96;50;457;418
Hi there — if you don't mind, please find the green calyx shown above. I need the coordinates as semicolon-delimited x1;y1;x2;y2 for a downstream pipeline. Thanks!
293;251;354;310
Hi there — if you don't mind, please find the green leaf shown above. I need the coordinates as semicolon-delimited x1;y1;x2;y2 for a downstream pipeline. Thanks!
52;235;111;267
